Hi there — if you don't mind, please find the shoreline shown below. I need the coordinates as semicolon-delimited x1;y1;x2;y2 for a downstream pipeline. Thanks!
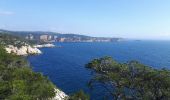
5;43;56;56
5;43;68;100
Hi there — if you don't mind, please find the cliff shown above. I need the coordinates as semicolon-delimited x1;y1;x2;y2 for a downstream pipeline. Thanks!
5;45;42;55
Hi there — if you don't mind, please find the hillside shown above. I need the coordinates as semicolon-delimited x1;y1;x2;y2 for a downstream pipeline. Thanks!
0;45;60;99
0;32;90;100
0;32;30;47
0;29;91;39
0;29;122;43
0;31;69;99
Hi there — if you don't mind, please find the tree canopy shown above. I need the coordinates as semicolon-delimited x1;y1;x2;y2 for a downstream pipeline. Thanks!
0;45;56;100
86;56;170;100
69;90;90;100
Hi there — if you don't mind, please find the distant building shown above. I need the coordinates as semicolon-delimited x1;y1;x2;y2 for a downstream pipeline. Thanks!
25;34;34;40
40;35;48;41
47;35;52;40
57;38;66;42
60;38;66;42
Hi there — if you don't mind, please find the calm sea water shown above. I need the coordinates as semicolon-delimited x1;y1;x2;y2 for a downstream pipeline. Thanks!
28;41;170;100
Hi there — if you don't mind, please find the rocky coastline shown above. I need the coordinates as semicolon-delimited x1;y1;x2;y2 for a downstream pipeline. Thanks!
33;43;55;48
5;45;42;55
5;43;56;56
51;88;68;100
5;43;68;100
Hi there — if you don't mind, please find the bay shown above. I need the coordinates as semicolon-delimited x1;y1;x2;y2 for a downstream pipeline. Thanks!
28;41;170;100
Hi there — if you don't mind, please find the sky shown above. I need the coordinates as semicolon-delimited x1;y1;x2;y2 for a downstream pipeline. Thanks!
0;0;170;40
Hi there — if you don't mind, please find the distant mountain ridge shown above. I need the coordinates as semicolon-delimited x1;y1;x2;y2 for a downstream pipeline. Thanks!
0;29;122;43
0;29;91;38
0;29;119;38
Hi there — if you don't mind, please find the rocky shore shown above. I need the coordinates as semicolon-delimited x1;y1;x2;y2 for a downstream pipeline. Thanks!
5;44;68;100
33;43;55;48
5;43;56;56
51;88;68;100
5;45;42;55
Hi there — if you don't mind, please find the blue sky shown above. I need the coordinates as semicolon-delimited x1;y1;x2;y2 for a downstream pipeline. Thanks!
0;0;170;40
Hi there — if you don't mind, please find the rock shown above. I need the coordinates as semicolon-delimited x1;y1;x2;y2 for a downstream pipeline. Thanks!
5;45;42;55
51;88;68;100
27;46;42;54
16;46;28;55
33;44;55;48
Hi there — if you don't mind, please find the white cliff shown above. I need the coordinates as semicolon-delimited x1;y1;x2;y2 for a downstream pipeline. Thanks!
5;45;42;55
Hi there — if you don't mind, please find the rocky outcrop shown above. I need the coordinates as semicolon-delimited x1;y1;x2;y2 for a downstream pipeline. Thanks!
33;44;55;48
5;45;42;55
51;88;68;100
5;43;56;55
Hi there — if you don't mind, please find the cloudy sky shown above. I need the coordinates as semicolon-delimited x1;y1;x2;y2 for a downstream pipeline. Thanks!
0;0;170;40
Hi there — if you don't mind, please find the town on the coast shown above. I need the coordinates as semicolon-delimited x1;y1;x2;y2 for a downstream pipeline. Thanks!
25;33;121;43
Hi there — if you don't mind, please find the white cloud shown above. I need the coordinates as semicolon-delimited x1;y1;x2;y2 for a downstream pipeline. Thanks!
0;11;14;16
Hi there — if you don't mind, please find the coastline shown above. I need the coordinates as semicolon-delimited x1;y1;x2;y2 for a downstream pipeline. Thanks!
5;43;55;56
4;43;68;100
33;43;55;48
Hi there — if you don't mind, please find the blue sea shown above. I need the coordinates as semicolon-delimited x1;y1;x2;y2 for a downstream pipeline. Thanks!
28;41;170;100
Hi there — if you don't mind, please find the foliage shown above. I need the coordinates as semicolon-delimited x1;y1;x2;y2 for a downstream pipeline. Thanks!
69;90;90;100
0;45;56;100
0;33;34;47
86;56;170;100
0;33;90;100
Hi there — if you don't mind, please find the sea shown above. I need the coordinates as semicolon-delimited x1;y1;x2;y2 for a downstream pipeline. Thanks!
27;41;170;100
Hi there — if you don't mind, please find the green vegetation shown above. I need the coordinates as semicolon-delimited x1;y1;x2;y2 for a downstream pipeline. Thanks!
0;32;89;100
0;33;34;48
0;45;56;100
0;33;26;47
3;30;170;100
69;90;90;100
86;56;170;100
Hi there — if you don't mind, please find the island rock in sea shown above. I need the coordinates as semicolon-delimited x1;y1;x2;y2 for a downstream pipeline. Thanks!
5;45;42;55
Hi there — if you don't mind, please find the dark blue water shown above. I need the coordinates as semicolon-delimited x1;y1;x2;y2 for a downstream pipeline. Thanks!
28;41;170;100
